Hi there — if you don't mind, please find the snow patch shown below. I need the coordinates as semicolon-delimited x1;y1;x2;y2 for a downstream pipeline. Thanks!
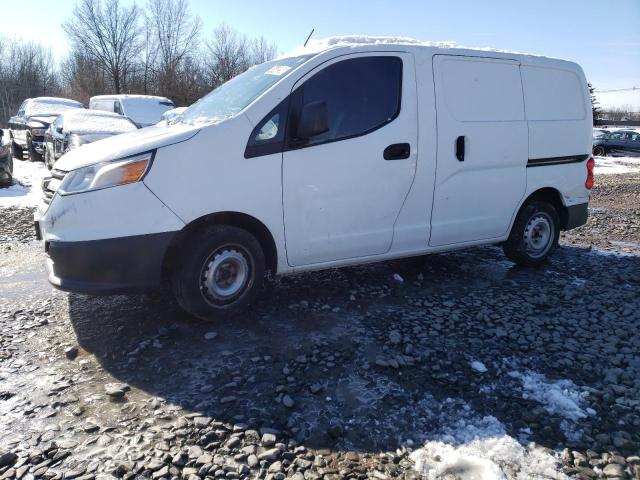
290;35;549;59
507;370;593;442
0;158;47;208
410;406;568;479
471;360;488;373
594;155;640;175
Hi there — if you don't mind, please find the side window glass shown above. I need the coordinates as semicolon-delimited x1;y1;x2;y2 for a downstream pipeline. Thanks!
610;132;623;140
291;56;402;147
245;98;289;158
255;113;280;141
114;101;123;115
630;133;640;142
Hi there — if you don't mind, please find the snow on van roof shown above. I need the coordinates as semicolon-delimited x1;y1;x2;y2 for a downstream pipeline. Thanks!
60;109;137;134
288;35;552;60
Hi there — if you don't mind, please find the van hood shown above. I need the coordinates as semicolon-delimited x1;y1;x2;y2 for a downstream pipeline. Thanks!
55;123;202;171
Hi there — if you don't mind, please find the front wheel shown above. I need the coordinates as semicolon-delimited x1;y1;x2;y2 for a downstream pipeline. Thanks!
170;225;265;321
593;145;606;157
503;201;560;267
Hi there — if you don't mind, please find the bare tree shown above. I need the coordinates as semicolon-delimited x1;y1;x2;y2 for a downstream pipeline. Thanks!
204;24;251;88
63;0;141;93
249;37;278;65
0;38;62;126
146;0;201;103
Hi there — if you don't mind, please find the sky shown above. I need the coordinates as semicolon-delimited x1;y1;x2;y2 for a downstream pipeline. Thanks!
1;0;638;109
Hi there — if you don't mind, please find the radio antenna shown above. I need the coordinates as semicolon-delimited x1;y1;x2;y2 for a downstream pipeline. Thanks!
303;29;315;47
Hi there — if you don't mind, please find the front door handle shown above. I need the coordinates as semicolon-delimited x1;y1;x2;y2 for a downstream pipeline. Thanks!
384;143;410;160
456;136;465;161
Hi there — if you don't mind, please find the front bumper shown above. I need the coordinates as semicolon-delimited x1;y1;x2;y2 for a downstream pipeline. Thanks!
44;233;176;294
34;180;185;295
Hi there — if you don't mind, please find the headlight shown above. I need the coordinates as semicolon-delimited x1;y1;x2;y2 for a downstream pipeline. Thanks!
31;128;46;136
68;134;86;150
58;152;153;196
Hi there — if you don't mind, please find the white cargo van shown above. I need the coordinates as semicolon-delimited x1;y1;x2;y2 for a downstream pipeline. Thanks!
89;95;175;127
36;39;593;320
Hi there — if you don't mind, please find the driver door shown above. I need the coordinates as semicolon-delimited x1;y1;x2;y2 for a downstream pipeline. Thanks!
282;53;418;267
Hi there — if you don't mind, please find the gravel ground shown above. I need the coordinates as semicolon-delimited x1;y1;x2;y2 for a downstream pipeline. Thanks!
0;173;639;480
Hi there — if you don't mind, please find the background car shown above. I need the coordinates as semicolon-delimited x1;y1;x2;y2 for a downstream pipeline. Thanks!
593;129;640;157
0;130;12;187
43;110;139;169
160;106;188;124
592;128;609;139
89;95;175;127
8;97;85;162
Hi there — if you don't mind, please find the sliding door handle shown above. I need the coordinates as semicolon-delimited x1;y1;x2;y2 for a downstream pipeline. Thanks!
456;136;465;162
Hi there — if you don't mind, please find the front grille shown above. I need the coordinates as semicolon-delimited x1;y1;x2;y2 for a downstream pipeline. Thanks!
43;169;66;204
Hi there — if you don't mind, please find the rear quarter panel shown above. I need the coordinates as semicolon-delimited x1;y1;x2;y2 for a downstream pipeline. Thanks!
521;58;591;206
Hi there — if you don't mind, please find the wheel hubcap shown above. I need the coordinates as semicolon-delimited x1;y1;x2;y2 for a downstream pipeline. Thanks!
201;248;250;303
523;213;553;258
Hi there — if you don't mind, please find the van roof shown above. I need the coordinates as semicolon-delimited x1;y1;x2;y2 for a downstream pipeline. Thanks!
289;35;577;68
90;94;173;102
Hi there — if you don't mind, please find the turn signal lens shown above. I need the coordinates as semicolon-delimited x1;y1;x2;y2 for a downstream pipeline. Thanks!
585;157;595;190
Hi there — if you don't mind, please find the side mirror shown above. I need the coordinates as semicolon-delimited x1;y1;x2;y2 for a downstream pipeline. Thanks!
56;126;63;134
296;101;329;139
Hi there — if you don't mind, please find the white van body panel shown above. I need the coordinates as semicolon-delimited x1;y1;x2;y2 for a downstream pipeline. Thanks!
36;41;593;292
430;55;528;246
282;52;418;266
54;124;201;171
38;182;184;243
142;115;290;271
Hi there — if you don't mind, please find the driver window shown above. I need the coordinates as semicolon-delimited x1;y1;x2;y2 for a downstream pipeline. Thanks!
610;132;623;140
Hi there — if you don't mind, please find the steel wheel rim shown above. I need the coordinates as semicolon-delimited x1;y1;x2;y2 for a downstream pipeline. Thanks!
523;212;554;258
594;146;605;157
200;246;251;305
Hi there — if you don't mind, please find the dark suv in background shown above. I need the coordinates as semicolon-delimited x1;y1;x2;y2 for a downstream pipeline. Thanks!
8;97;84;162
0;129;12;187
593;129;640;157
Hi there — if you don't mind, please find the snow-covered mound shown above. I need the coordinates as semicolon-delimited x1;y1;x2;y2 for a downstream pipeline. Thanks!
594;156;640;175
0;158;47;208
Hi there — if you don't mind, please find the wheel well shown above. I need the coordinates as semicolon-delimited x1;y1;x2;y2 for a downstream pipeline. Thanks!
162;212;278;279
522;188;568;229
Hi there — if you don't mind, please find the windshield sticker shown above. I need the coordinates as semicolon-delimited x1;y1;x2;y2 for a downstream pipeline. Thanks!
265;65;292;76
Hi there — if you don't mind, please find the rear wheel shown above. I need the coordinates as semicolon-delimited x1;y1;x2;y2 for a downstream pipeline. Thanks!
170;225;265;321
503;201;560;267
593;145;606;157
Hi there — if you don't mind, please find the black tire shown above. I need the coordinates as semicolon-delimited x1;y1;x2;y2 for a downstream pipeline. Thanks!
27;137;42;162
593;145;606;157
10;141;23;160
503;201;560;267
170;225;265;321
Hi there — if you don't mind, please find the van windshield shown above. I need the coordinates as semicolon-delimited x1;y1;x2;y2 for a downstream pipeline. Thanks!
176;55;313;125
